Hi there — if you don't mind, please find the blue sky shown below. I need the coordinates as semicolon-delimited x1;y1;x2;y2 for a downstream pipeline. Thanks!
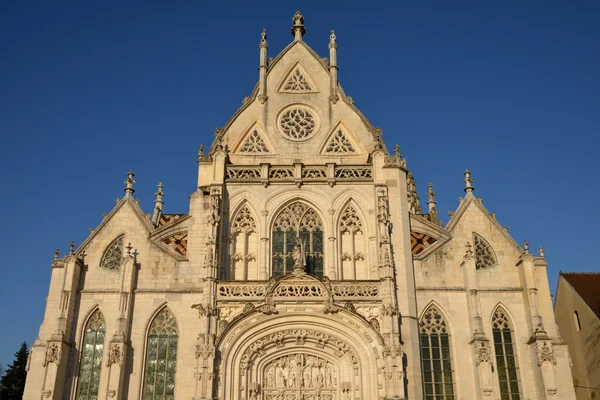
0;1;599;367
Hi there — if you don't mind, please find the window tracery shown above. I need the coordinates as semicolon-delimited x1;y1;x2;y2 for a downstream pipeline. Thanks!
239;130;269;153
143;308;178;400
100;235;124;271
474;233;497;270
283;69;313;92
339;204;367;279
325;130;355;153
279;108;316;140
492;307;521;400
76;309;105;400
419;305;455;399
230;205;258;280
272;202;324;278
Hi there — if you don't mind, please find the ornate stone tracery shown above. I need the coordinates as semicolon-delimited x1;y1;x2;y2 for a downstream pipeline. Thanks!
325;130;355;153
474;233;497;270
278;107;317;140
283;69;313;92
239;130;270;153
339;204;367;279
100;235;124;271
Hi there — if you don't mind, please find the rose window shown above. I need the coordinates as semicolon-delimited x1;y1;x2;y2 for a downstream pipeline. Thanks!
279;107;317;140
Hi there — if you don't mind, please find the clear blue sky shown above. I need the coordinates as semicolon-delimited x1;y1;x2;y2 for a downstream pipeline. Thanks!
1;0;599;368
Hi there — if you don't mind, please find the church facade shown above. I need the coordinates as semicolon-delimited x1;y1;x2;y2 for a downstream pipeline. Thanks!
24;12;576;400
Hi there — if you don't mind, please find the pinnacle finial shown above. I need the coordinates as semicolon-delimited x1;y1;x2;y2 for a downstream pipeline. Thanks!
329;30;337;49
126;242;133;256
373;128;384;151
198;144;205;158
291;11;305;41
124;170;136;196
69;241;75;255
463;169;475;193
260;29;268;46
523;240;529;254
394;144;401;158
54;248;60;260
539;246;545;258
155;183;164;204
427;183;436;205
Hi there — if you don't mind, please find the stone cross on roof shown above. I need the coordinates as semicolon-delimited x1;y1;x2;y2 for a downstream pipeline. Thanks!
463;169;475;193
124;170;136;196
291;11;305;41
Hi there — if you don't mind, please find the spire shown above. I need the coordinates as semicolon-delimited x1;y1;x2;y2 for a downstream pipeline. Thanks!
69;241;75;256
328;30;339;104
258;29;268;104
54;248;60;260
427;183;437;213
463;169;475;193
151;182;165;226
124;170;136;196
291;11;305;41
197;144;205;162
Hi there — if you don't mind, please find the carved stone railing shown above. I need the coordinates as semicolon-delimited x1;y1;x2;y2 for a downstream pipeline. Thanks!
217;280;380;302
224;164;372;186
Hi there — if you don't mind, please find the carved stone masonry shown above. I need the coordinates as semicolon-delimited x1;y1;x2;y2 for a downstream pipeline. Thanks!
537;341;556;366
196;334;216;360
192;303;218;317
106;342;123;367
42;343;61;367
474;341;491;366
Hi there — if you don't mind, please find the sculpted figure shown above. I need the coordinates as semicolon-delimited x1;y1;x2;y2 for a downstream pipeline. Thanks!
266;367;275;388
325;364;333;387
303;367;312;388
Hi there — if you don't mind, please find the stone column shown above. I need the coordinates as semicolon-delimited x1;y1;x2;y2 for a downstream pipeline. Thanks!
327;208;337;279
462;243;494;399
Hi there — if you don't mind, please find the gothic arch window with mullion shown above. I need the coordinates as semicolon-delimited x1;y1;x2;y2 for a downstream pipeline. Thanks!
492;307;521;400
339;204;366;279
272;201;324;278
76;309;105;400
142;308;178;400
419;305;455;400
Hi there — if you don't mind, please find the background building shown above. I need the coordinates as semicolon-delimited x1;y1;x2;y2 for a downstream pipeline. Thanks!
555;272;600;400
23;12;577;400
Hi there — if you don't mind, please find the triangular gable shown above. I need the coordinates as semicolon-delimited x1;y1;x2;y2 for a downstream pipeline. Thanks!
76;196;154;256
277;61;318;93
319;121;362;155
233;121;275;155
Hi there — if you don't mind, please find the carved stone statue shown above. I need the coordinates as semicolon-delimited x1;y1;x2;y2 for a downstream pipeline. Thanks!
292;239;306;273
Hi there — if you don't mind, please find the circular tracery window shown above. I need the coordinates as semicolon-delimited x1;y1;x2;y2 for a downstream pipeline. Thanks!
278;106;318;140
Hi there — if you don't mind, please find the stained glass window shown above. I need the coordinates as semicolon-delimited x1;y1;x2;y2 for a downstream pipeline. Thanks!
272;202;324;278
492;307;521;400
419;305;455;400
143;308;178;400
100;235;124;271
76;309;105;400
474;233;497;270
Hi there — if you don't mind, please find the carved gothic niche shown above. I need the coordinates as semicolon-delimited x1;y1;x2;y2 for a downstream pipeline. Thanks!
338;203;367;280
229;204;259;280
410;232;437;255
473;233;497;270
100;235;124;271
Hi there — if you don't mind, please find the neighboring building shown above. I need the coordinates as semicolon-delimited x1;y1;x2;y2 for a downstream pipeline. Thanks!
555;272;600;400
23;12;577;400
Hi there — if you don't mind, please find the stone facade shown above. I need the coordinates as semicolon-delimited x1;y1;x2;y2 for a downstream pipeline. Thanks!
24;12;576;400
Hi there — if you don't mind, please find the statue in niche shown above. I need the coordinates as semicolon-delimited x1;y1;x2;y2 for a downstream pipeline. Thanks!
266;366;275;388
303;366;312;388
292;239;306;272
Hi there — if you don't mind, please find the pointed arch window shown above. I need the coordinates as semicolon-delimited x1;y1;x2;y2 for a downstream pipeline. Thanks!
143;308;178;400
473;233;497;270
76;309;105;400
492;307;521;400
229;205;258;280
272;202;324;278
419;305;455;400
339;204;367;279
100;235;124;271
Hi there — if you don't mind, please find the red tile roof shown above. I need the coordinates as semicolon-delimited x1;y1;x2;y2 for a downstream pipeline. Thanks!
560;272;600;318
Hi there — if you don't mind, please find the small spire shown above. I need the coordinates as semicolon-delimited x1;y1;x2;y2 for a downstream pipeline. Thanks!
328;30;337;49
126;242;133;256
54;249;60;260
373;128;384;151
152;183;165;226
463;169;475;193
69;241;75;256
427;183;437;207
198;144;205;157
291;11;305;41
539;246;545;258
260;29;268;47
124;170;136;196
394;144;401;158
523;240;529;254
